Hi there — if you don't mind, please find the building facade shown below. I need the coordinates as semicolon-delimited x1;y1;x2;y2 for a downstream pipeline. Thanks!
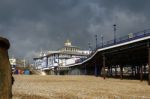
9;57;16;70
33;40;91;70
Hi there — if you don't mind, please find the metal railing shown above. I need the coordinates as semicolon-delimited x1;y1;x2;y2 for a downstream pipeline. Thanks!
98;29;150;49
78;29;150;64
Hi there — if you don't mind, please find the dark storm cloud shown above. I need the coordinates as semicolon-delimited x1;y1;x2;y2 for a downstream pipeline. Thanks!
0;0;149;62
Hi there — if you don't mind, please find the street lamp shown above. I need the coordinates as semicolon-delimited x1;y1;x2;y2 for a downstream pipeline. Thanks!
23;57;26;67
101;34;104;48
95;34;98;49
113;24;117;44
88;42;91;51
88;42;92;54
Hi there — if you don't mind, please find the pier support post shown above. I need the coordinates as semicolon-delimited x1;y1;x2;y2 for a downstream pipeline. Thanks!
110;65;113;76
135;66;137;77
137;66;140;78
94;63;98;76
84;65;87;75
107;66;110;76
132;66;134;77
54;67;58;75
115;65;117;77
148;47;150;85
103;55;106;79
120;65;123;80
140;66;143;81
144;65;146;75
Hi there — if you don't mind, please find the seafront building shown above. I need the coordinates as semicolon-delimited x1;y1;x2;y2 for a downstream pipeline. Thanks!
9;57;26;68
33;40;91;70
9;57;16;70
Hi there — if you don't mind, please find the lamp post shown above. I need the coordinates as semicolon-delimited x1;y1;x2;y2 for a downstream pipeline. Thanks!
101;34;104;48
88;42;91;51
88;42;92;54
95;34;98;49
23;58;26;67
113;24;116;44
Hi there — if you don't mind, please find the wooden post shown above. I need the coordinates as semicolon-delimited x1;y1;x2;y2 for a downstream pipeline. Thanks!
0;37;12;98
103;55;106;79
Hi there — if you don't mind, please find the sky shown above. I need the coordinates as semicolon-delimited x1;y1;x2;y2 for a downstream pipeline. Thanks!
0;0;150;62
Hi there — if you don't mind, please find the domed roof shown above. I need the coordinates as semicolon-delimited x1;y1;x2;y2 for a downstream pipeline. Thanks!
64;39;71;46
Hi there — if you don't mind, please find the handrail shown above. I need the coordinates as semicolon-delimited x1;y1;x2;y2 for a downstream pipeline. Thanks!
80;29;150;63
98;29;150;49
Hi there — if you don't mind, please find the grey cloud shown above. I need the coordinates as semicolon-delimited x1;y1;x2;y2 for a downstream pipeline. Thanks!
0;0;149;62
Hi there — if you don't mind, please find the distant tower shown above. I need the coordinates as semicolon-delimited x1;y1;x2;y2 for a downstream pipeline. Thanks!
65;39;72;46
40;48;44;56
